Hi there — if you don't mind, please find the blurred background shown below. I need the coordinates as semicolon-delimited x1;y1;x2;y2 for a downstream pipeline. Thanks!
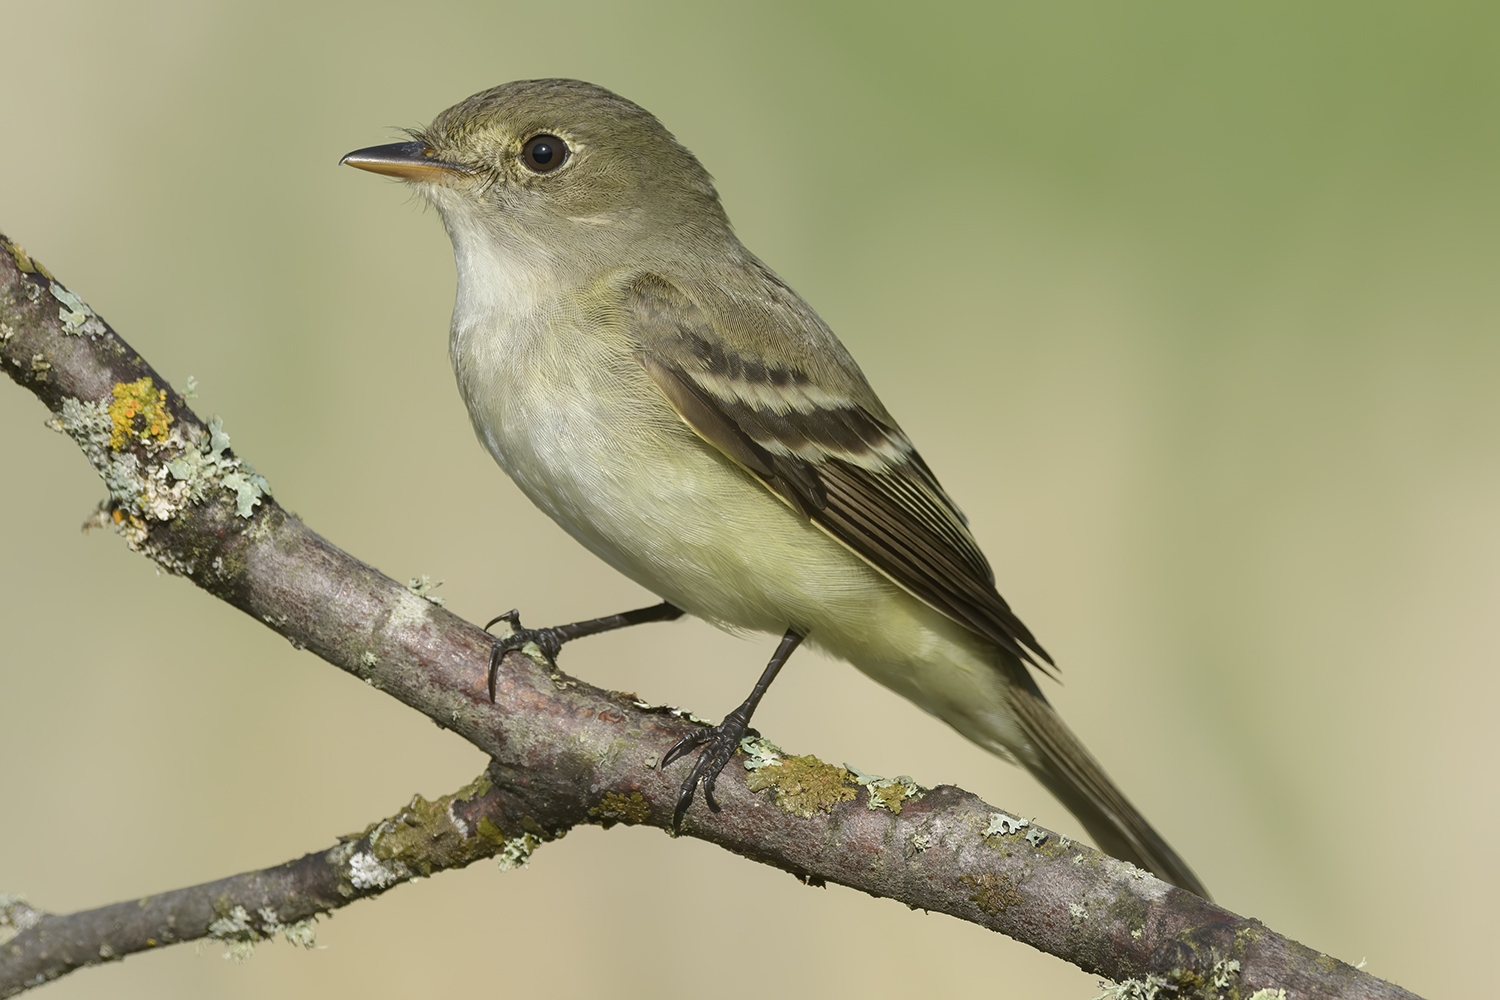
2;2;1496;996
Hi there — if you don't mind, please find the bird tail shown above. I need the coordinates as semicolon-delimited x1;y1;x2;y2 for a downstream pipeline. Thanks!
1008;683;1210;899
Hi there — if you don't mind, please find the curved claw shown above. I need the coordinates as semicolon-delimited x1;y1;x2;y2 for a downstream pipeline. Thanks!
486;643;504;704
663;715;750;827
484;609;563;702
484;609;521;634
701;759;723;813
660;728;711;770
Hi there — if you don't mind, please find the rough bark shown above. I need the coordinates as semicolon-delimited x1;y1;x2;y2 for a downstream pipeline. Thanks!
0;232;1421;1000
1;769;521;990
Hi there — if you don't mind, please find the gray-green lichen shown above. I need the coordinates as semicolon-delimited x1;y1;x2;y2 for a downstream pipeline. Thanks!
257;907;317;951
984;811;1029;838
206;904;256;961
204;902;316;962
48;281;107;337
848;766;924;815
630;697;712;725
54;380;271;564
405;575;446;606
0;893;41;946
1212;958;1241;991
165;415;270;518
1093;975;1172;1000
494;832;541;871
347;851;410;890
740;734;783;771
58;396;140;509
1247;991;1287;1000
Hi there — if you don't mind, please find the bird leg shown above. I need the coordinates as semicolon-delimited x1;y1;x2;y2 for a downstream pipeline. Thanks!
662;628;804;827
485;601;684;701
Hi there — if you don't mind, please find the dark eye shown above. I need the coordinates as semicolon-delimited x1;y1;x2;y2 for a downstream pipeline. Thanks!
521;134;568;173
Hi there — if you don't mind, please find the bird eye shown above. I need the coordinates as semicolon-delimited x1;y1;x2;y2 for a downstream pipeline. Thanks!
521;134;568;173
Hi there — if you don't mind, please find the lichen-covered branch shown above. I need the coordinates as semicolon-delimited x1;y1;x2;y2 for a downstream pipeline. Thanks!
0;232;1421;1000
0;769;537;996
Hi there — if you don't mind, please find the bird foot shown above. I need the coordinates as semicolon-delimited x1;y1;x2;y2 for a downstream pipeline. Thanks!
661;710;756;827
484;609;565;701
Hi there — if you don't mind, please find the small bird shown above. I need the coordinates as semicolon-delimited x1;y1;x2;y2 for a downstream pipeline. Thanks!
343;79;1207;897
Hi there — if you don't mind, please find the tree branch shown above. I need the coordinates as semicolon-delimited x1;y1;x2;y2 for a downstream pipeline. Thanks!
0;768;523;994
0;232;1420;1000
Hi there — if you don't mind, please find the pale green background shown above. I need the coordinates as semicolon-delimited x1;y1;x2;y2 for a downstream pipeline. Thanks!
2;2;1495;997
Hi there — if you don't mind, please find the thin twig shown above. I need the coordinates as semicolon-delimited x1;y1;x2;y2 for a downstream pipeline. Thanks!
0;768;528;994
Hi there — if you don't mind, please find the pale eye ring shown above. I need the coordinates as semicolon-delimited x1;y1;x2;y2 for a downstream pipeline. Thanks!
521;134;568;173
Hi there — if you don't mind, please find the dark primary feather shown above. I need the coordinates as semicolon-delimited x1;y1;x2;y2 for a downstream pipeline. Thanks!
1009;685;1210;897
627;272;1054;677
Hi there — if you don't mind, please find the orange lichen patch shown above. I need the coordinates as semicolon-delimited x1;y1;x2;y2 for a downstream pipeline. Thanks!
108;377;172;450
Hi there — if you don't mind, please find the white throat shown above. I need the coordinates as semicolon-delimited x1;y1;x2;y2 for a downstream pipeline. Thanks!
443;210;561;338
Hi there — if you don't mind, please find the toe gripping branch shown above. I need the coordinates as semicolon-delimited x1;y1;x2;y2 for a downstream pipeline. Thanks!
484;602;684;702
662;628;803;827
485;610;564;701
660;705;756;824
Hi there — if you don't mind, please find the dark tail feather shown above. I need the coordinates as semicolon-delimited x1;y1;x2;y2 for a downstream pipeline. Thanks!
1010;685;1210;899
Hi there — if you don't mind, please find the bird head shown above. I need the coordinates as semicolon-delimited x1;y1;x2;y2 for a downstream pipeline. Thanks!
342;79;731;277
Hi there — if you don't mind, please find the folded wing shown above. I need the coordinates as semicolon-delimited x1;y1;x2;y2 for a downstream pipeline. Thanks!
627;271;1054;677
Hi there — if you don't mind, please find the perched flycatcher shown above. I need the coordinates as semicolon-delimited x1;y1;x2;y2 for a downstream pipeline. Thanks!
343;79;1207;897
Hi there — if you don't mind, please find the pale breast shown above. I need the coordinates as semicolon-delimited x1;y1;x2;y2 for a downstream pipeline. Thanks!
451;297;885;635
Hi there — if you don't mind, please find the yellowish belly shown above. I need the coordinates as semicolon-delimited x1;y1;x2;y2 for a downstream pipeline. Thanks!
452;314;1027;761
